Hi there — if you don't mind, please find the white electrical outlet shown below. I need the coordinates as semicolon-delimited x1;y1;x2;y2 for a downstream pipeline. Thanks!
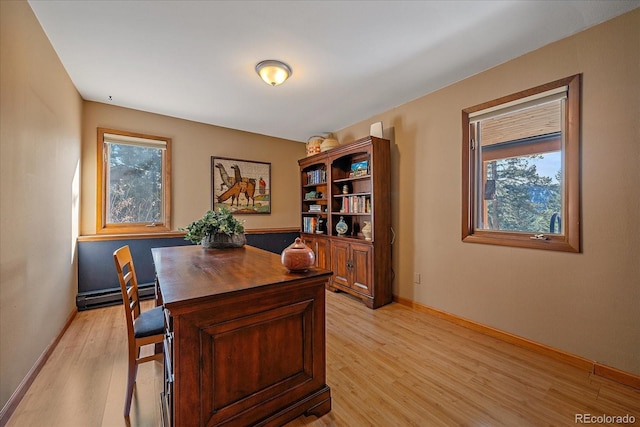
414;273;421;284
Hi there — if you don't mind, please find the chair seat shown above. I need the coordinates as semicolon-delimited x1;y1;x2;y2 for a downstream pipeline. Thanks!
133;305;165;338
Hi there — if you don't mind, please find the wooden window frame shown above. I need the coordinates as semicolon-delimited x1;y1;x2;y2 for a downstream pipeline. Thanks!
461;74;581;252
96;128;172;234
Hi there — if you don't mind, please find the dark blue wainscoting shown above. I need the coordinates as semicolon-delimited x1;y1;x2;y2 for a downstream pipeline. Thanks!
76;232;298;310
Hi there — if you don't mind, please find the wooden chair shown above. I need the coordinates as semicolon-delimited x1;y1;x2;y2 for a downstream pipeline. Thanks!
113;245;164;417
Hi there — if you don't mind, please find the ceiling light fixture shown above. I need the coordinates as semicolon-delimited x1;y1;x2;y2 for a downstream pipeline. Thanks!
255;60;292;86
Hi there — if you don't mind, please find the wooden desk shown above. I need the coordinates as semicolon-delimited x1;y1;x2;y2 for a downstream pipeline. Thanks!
152;245;332;427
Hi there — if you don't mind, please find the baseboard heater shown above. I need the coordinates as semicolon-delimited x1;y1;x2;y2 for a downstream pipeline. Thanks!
76;282;155;311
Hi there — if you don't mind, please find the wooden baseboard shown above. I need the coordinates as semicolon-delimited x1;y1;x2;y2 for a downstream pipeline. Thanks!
0;307;78;427
594;363;640;389
393;295;640;390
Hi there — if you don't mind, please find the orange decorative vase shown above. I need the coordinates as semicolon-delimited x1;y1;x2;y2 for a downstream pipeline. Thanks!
281;238;316;272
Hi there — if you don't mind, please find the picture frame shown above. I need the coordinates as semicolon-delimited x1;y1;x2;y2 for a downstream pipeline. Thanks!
211;156;271;214
350;160;369;177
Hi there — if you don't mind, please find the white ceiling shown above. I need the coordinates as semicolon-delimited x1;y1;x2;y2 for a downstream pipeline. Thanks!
28;0;639;142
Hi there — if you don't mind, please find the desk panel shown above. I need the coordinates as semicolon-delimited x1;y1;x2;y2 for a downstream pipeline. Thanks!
153;245;332;427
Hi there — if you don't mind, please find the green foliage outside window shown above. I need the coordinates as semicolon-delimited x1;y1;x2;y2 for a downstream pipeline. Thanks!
107;143;162;224
483;154;561;234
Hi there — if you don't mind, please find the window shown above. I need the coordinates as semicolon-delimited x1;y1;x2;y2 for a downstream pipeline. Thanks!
97;128;171;234
462;75;581;252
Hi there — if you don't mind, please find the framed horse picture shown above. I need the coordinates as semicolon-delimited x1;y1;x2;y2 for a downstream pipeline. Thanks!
211;156;271;214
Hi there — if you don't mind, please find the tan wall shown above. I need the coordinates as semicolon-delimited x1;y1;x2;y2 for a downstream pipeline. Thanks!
0;0;83;409
81;102;306;235
336;9;640;375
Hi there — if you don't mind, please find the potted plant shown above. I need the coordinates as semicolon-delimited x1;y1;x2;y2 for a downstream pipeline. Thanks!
181;207;246;248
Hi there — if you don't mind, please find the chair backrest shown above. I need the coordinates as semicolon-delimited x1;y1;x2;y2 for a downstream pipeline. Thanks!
113;246;141;335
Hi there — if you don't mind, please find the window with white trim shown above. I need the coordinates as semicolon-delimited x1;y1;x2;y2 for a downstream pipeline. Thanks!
97;128;171;234
462;75;581;252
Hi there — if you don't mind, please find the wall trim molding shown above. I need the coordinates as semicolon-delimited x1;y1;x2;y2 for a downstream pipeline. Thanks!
78;231;186;242
393;295;639;390
77;227;300;242
0;307;78;427
245;227;300;235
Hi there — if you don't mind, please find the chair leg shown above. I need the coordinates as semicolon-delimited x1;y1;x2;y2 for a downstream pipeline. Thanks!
124;347;138;417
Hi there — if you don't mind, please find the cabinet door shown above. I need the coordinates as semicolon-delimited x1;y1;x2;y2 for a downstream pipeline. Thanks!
302;236;330;270
315;237;330;271
350;242;373;296
331;240;350;288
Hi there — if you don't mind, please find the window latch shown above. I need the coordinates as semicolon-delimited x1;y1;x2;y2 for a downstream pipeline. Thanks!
530;234;548;240
146;223;157;227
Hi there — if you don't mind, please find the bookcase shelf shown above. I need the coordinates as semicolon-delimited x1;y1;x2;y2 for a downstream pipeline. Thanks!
298;136;391;309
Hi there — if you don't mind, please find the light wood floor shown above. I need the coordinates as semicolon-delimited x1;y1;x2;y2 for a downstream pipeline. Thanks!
7;290;639;426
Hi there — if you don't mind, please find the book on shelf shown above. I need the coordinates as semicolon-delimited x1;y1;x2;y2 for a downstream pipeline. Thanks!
309;204;322;212
340;195;370;214
303;216;318;233
306;169;326;185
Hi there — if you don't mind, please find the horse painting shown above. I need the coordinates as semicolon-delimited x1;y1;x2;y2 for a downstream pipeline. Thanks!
211;157;270;214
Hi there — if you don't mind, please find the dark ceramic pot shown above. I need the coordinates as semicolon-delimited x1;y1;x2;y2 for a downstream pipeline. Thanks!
202;233;246;249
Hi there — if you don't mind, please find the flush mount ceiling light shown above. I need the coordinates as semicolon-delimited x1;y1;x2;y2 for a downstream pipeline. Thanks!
255;60;292;86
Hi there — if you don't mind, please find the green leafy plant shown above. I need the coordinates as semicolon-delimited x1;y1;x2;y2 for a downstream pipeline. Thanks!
180;207;245;244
